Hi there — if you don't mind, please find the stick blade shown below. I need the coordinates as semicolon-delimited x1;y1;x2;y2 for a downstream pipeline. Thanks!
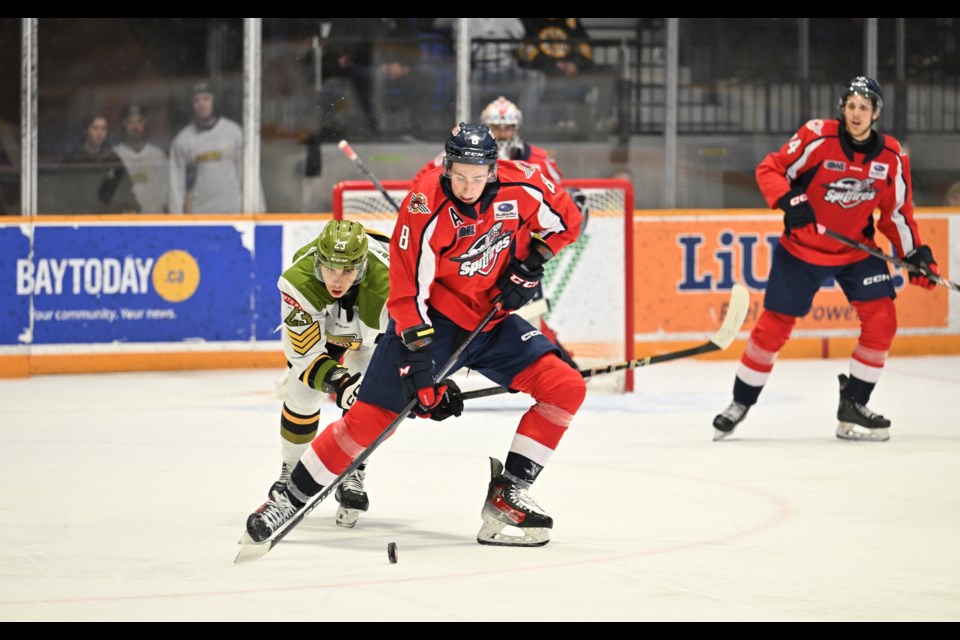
234;536;273;564
710;282;750;350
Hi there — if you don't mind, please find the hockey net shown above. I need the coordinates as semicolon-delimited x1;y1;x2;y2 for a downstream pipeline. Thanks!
333;178;635;392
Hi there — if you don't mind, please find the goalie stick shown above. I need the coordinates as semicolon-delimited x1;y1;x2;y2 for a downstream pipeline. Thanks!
460;282;750;401
816;225;958;292
234;303;503;564
337;139;402;213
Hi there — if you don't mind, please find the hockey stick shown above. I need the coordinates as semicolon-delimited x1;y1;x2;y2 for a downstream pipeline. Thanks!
337;139;402;213
817;225;958;292
460;282;750;401
235;304;502;563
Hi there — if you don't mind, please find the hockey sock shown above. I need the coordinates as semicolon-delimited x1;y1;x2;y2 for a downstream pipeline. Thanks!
848;298;896;404
733;310;796;405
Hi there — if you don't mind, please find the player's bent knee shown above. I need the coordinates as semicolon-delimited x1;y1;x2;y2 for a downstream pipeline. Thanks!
852;298;897;349
511;353;586;414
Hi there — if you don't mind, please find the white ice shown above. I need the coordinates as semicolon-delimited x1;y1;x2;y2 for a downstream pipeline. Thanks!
1;356;959;621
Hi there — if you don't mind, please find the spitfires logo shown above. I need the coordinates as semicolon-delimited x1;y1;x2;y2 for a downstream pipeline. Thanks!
408;193;431;214
822;178;877;209
450;221;513;277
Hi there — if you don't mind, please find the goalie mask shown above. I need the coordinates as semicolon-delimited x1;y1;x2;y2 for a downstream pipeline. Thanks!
313;220;369;284
442;122;499;182
481;96;524;160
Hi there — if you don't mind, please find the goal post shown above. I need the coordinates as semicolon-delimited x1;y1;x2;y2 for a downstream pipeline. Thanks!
332;178;635;392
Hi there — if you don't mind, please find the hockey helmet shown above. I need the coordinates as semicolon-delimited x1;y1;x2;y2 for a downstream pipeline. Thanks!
481;96;523;128
443;122;499;181
481;97;524;160
838;76;884;112
313;219;369;283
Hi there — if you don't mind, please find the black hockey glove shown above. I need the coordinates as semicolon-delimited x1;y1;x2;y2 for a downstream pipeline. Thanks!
317;355;362;410
902;245;940;290
331;371;362;410
427;378;464;422
398;323;446;417
494;236;554;311
777;188;817;239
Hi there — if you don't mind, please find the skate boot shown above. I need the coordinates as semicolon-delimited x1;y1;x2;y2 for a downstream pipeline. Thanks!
334;463;369;528
477;457;552;547
268;462;293;498
713;401;749;441
836;374;891;442
245;488;303;543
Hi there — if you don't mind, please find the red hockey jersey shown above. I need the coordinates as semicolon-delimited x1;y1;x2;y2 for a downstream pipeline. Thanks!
389;159;581;334
756;118;923;266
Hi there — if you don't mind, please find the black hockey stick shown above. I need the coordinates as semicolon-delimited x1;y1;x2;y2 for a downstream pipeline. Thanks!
337;139;402;213
235;304;503;563
461;282;750;401
816;225;958;292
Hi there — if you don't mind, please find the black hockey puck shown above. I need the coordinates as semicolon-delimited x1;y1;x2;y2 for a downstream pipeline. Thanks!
387;542;398;564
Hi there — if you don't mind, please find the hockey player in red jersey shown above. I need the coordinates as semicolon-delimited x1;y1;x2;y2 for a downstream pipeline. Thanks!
713;76;941;443
246;123;585;547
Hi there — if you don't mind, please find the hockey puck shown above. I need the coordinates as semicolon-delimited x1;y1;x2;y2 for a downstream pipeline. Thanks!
387;542;398;564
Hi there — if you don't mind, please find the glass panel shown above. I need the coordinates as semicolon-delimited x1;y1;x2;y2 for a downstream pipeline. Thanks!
36;18;244;214
0;19;20;215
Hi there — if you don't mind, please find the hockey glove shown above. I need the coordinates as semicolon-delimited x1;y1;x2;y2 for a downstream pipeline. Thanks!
332;371;362;410
427;378;464;422
399;349;443;417
903;245;940;290
778;189;817;239
494;236;554;311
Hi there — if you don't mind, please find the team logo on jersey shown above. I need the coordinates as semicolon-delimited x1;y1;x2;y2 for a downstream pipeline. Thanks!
494;201;519;220
450;221;513;277
282;292;303;311
822;178;878;209
805;119;825;135
869;162;889;180
326;332;362;350
824;160;847;172
457;224;476;239
513;161;537;179
408;193;431;214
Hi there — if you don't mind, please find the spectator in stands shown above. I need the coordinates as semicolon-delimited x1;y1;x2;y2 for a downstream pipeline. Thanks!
169;81;265;214
59;113;140;214
520;18;595;76
114;104;169;213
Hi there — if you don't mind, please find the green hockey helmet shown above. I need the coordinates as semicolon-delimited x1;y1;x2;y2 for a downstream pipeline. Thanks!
313;219;369;283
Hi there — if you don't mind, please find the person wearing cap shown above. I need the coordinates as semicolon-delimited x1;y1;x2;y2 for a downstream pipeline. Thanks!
711;76;941;444
114;104;169;213
168;82;265;213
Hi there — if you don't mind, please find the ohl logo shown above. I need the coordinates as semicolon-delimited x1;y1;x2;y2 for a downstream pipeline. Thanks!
678;232;906;290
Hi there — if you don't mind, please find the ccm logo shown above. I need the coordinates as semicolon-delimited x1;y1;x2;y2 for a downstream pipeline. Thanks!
789;193;809;207
521;330;542;342
863;274;891;285
509;274;538;288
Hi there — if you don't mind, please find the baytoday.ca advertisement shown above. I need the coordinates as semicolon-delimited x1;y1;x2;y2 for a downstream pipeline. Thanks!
1;222;282;347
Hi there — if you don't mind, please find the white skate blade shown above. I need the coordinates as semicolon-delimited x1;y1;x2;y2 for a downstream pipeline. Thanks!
335;506;362;529
477;515;550;547
836;421;890;442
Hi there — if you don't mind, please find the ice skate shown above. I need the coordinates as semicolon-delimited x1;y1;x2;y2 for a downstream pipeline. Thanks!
713;400;749;440
477;457;552;547
836;374;891;442
245;489;303;543
334;463;369;528
268;462;293;498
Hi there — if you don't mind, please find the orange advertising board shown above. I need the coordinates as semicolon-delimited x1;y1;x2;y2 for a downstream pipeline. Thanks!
633;212;952;342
